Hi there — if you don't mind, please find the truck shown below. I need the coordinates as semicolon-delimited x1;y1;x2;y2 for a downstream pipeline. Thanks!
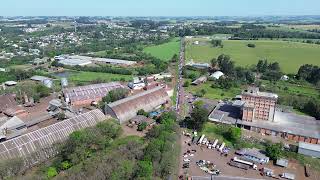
228;160;249;170
212;139;218;148
198;134;205;144
218;142;225;152
232;157;257;170
280;173;295;180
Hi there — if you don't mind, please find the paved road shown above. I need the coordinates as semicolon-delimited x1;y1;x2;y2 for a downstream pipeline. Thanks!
176;37;185;115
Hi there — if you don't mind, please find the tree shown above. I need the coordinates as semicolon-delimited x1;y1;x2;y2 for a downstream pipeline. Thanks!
266;143;283;160
217;54;234;75
211;39;223;48
137;122;148;131
137;109;148;116
247;43;256;48
210;58;218;68
224;127;241;143
171;54;178;63
187;102;209;131
136;160;153;179
57;112;66;121
101;88;129;104
183;81;190;87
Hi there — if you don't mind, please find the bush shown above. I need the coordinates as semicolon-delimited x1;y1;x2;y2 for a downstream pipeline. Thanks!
137;122;148;131
247;43;256;48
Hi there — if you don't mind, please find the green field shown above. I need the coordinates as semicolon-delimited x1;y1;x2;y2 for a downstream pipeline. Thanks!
53;71;132;85
143;38;180;61
185;80;242;100
186;38;320;73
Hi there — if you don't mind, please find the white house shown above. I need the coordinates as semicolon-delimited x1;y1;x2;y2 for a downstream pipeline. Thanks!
210;71;224;80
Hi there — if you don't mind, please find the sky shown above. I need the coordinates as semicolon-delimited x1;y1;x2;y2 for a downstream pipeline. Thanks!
1;0;320;16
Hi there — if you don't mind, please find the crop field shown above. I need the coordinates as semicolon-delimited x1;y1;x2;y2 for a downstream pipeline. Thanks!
185;38;320;73
143;37;180;61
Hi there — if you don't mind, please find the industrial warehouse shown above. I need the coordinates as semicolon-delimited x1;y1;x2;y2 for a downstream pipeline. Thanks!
105;86;170;124
63;82;126;106
0;109;106;165
55;55;137;66
209;87;320;144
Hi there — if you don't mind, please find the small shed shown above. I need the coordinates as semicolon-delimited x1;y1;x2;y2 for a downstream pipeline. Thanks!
276;158;289;167
192;76;207;86
4;81;17;86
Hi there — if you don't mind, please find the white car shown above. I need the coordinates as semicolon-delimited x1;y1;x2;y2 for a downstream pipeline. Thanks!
183;154;188;158
183;158;191;162
189;154;194;157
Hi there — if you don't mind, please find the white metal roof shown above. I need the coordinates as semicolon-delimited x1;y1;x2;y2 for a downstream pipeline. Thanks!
299;142;320;152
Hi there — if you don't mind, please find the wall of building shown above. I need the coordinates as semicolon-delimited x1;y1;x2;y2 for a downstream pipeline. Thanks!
241;125;319;145
242;94;276;121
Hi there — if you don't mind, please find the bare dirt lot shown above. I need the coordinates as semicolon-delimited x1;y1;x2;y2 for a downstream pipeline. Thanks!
179;134;320;180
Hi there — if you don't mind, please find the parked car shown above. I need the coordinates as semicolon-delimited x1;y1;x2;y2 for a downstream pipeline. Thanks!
183;158;191;162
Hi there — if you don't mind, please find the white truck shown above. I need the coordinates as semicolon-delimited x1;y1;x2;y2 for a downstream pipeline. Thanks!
280;173;295;180
232;157;257;170
198;134;205;144
218;142;225;152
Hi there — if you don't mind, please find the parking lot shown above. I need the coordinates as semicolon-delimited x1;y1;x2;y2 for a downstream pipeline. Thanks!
179;132;320;180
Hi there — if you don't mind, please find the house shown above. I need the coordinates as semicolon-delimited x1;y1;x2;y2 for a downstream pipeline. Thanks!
236;148;269;164
128;77;146;90
105;86;170;124
30;75;53;88
192;76;207;85
298;142;320;158
210;71;224;80
0;116;26;140
281;75;289;81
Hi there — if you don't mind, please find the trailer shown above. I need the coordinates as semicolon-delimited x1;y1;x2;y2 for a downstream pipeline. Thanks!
228;160;249;170
212;139;218;148
232;157;257;170
198;134;205;144
219;142;225;152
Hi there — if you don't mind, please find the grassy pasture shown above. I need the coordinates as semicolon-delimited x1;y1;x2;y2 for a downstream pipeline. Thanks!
185;38;320;73
143;37;180;61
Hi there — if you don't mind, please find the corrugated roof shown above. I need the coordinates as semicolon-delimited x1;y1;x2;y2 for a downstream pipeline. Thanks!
63;82;126;103
0;109;106;165
106;86;169;123
299;142;320;152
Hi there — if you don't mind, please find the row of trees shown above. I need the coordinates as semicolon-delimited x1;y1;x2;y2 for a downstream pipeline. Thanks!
177;24;320;39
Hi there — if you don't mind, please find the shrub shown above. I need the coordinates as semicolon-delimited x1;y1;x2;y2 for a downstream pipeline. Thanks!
47;167;58;178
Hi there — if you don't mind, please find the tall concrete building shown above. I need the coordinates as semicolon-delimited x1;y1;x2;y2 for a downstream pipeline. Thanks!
241;87;278;122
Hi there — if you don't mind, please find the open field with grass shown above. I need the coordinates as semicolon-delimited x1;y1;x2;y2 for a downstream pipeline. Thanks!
185;38;320;73
185;80;242;100
52;70;132;85
143;37;180;61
